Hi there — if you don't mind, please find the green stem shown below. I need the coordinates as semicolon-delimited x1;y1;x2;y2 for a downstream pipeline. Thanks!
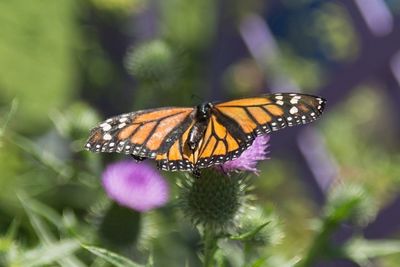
297;219;338;267
243;242;252;266
203;226;218;267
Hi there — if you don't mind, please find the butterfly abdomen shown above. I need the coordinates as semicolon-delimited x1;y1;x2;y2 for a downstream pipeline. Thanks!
187;121;208;151
187;103;213;151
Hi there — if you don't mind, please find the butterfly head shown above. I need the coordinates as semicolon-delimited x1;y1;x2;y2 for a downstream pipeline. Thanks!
196;102;213;121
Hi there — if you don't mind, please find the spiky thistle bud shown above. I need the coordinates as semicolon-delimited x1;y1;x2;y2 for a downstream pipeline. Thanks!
125;40;180;87
236;206;283;247
324;183;376;226
178;169;250;232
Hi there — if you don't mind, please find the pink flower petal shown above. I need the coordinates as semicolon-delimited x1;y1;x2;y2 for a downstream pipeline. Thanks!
102;160;169;212
219;135;270;175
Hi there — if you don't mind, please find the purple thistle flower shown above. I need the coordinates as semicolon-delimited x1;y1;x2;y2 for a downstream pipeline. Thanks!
219;135;270;175
102;160;169;212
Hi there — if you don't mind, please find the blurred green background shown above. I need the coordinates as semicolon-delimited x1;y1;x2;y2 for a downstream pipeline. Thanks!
1;0;400;266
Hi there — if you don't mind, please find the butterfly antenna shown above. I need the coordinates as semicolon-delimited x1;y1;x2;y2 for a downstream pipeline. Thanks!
190;94;204;105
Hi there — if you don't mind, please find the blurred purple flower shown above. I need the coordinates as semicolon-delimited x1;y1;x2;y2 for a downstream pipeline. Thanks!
219;135;270;175
102;160;169;212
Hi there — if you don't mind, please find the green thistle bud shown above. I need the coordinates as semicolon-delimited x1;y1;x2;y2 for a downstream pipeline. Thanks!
236;206;283;247
125;40;180;87
178;170;250;231
325;183;376;226
51;102;100;140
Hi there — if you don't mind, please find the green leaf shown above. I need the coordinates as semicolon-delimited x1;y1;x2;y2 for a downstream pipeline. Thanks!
16;239;80;267
250;257;267;267
0;219;20;253
11;134;73;179
19;193;85;267
230;222;270;241
22;195;64;230
82;244;144;267
0;99;18;137
344;237;400;265
5;219;20;240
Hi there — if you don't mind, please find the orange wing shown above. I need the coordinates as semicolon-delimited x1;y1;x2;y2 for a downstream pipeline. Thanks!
86;93;325;172
85;107;194;159
156;93;326;172
195;114;252;168
214;93;326;139
155;114;252;171
155;120;196;171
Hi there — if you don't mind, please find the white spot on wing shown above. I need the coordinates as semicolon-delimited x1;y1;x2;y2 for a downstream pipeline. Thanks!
289;106;298;114
100;123;112;131
103;133;112;140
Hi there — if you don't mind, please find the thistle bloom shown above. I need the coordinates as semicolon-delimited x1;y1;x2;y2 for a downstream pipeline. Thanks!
102;160;169;212
220;135;270;175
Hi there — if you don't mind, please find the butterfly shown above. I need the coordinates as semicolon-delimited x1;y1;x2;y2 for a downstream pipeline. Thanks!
85;93;326;174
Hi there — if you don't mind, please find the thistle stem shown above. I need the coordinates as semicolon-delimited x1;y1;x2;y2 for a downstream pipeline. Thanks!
297;219;338;267
203;226;218;267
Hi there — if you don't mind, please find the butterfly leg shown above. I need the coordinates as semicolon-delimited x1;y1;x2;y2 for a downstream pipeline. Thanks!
131;155;146;162
192;168;201;178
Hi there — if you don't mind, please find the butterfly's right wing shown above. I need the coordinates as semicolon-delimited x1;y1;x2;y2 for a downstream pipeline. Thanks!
213;93;326;139
85;107;195;159
156;93;327;172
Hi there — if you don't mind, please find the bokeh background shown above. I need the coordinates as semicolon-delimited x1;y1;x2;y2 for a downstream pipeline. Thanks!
1;0;400;266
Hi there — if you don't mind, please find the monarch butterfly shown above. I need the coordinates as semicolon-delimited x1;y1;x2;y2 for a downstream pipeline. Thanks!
85;93;326;174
